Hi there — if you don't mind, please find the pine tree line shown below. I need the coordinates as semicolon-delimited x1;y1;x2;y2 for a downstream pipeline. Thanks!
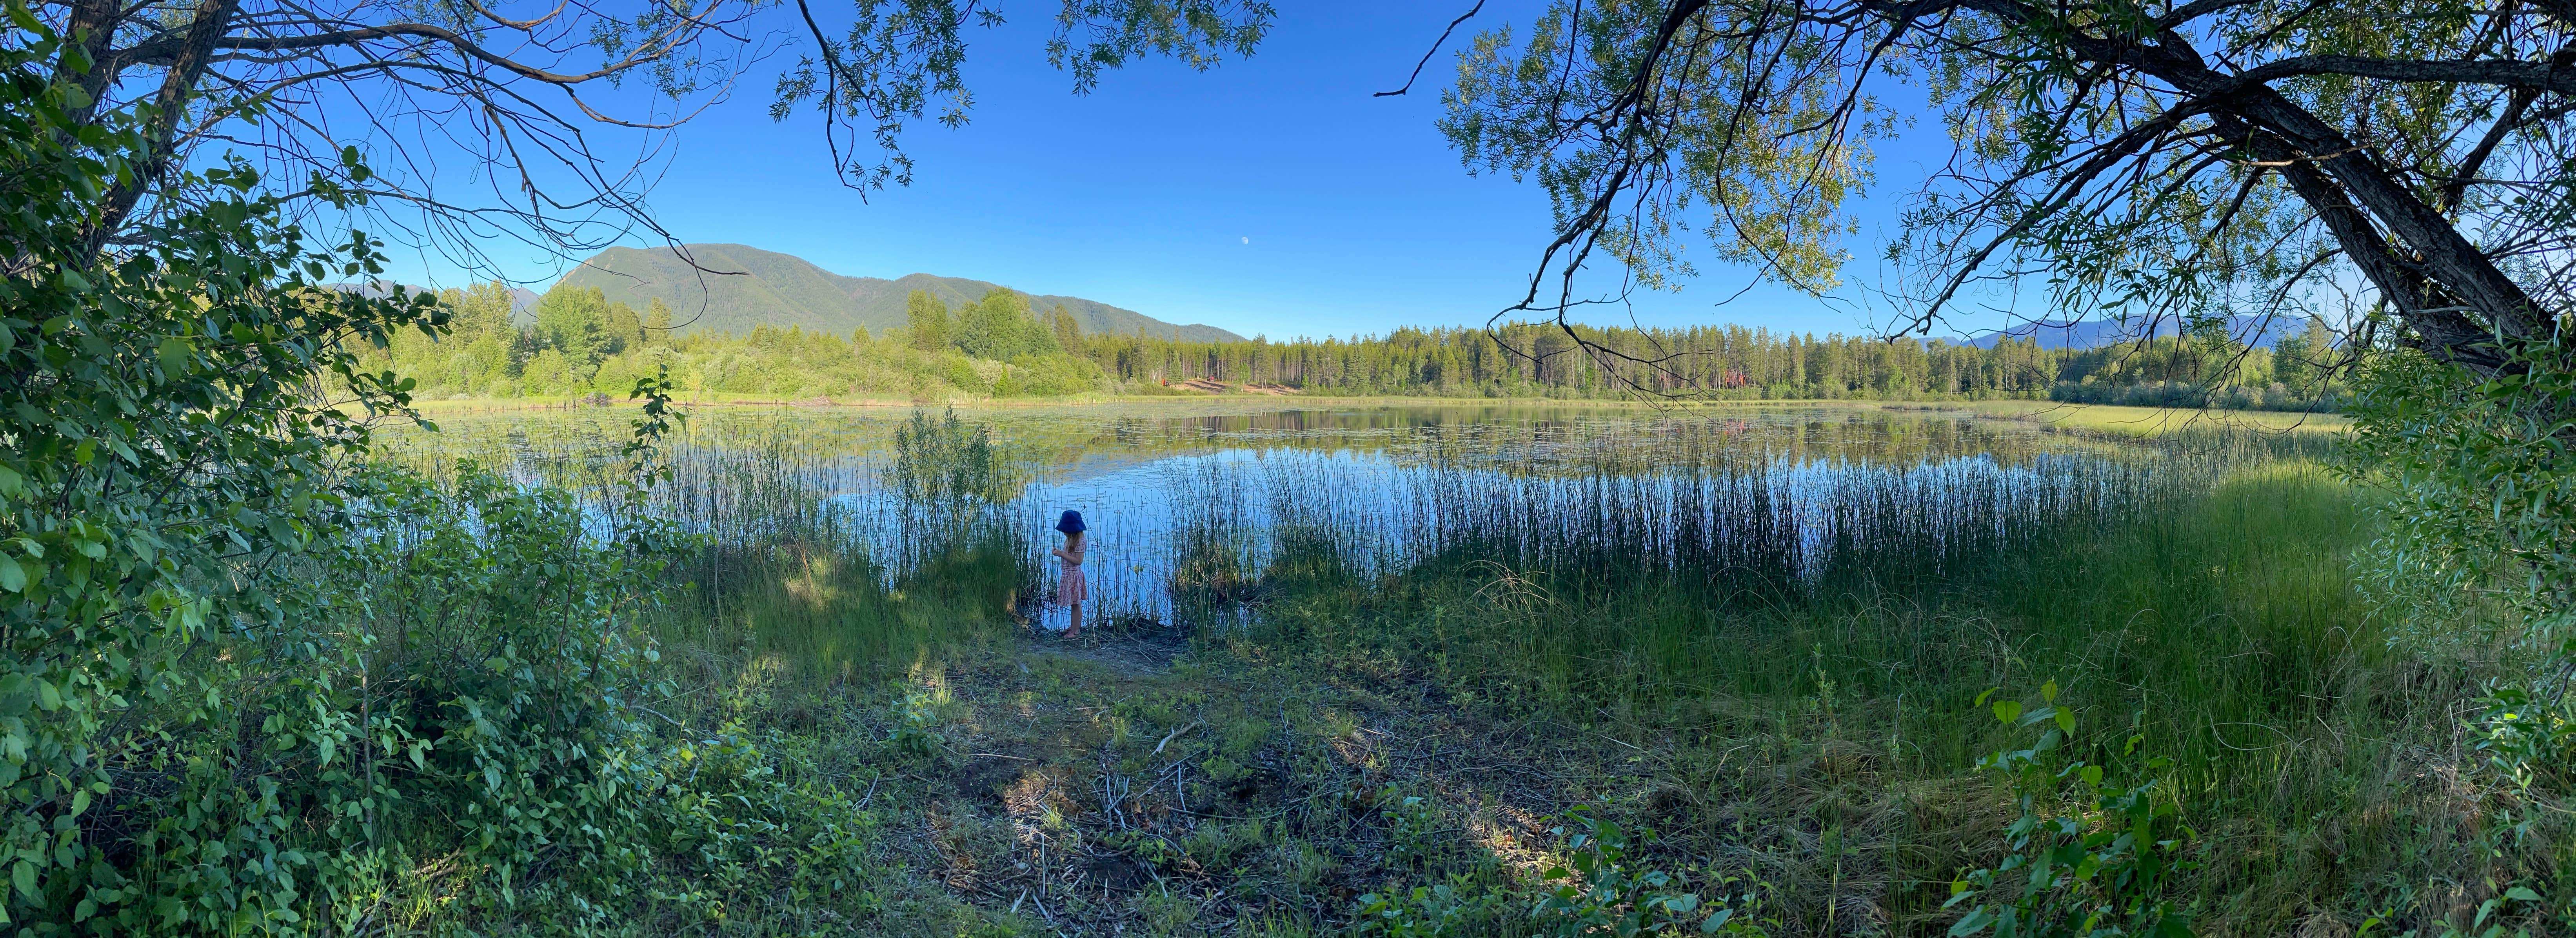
1073;321;2339;408
365;282;2340;410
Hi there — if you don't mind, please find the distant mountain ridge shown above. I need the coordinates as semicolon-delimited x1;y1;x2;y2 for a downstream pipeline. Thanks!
1959;315;2309;350
555;243;1244;343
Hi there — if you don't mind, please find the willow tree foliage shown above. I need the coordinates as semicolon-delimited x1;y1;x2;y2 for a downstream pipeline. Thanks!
1;4;887;928
1434;0;2573;616
24;0;1271;270
2;9;428;921
1437;0;2565;368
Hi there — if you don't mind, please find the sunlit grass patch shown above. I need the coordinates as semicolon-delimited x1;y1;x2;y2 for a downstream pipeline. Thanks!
1958;399;2351;435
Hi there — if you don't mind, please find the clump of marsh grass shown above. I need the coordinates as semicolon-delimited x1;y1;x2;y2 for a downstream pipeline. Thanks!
634;410;1032;688
1165;459;1267;629
885;407;1009;535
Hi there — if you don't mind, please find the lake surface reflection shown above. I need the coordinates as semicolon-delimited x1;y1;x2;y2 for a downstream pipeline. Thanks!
385;401;2147;630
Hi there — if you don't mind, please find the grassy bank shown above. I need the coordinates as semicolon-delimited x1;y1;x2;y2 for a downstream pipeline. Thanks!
1199;458;2454;934
1955;399;2351;435
594;416;2542;936
332;400;2556;936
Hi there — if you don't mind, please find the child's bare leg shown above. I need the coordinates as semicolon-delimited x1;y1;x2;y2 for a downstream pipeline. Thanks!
1066;602;1083;638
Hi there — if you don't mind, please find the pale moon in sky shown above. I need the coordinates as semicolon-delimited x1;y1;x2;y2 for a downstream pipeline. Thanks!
1241;237;1250;245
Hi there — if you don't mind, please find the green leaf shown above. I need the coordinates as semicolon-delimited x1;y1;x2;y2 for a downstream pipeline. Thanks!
2505;887;2541;902
157;336;190;375
1992;700;2022;724
2053;707;2076;735
0;555;22;593
1948;907;1996;936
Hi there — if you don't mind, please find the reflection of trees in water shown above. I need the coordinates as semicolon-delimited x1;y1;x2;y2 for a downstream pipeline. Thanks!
1056;405;2070;475
374;403;2322;634
378;403;2322;517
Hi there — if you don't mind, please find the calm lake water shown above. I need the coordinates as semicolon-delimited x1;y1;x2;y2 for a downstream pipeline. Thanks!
383;401;2176;630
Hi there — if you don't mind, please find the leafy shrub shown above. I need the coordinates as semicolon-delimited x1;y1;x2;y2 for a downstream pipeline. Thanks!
1944;683;2195;938
0;13;876;927
1;8;445;925
2343;345;2575;639
1372;787;1447;870
2474;685;2576;796
1354;876;1507;937
1003;352;1108;396
53;453;885;932
1528;809;1771;936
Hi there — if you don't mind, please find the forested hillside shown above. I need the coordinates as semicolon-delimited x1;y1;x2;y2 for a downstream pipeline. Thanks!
366;280;2340;410
556;243;1244;342
1076;319;2338;408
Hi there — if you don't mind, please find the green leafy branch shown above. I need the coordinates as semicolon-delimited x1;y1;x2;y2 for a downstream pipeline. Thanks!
1945;682;2196;938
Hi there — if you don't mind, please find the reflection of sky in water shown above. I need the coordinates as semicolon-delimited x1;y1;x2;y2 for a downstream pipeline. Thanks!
1008;446;2120;631
381;403;2139;631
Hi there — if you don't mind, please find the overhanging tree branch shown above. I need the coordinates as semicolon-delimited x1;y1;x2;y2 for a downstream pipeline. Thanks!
1441;0;2574;397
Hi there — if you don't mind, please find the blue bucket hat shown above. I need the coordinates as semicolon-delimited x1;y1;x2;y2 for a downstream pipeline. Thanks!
1055;510;1087;534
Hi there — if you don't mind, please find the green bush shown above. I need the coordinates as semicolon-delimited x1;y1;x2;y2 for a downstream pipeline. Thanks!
1;9;440;924
2343;346;2576;638
1528;809;1771;936
0;12;876;929
1943;684;2195;938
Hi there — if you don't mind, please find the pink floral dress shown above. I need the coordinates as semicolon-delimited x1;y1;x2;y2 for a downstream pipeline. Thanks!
1059;546;1088;604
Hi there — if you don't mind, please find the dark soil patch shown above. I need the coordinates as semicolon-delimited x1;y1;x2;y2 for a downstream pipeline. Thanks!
946;754;1026;804
1035;630;1188;677
1081;851;1152;893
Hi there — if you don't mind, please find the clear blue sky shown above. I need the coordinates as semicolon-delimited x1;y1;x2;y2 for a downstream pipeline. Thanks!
392;2;1980;341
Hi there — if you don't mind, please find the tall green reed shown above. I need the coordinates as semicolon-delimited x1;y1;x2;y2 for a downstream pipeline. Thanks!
1217;426;2436;930
674;411;1030;684
1221;426;2383;786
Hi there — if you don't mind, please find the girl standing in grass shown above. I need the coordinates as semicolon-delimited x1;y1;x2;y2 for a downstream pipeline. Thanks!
1052;510;1088;638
